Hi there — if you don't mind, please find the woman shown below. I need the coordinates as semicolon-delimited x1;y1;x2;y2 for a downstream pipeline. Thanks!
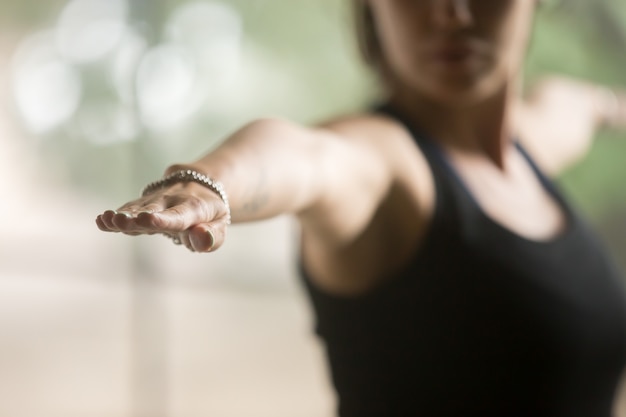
97;0;626;415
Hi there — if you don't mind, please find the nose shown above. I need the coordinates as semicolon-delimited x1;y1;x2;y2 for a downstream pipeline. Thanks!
432;0;474;29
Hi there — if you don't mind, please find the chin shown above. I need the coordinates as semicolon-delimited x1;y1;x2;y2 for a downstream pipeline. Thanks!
428;85;492;107
419;73;506;107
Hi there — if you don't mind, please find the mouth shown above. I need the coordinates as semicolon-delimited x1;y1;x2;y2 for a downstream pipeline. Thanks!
435;46;474;62
428;39;485;69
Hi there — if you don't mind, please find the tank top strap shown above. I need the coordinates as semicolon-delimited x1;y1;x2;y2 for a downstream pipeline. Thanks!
513;141;571;215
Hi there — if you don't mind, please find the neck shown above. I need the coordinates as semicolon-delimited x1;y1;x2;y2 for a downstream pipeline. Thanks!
389;83;517;169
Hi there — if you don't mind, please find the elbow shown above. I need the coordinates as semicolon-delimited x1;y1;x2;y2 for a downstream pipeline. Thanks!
239;117;297;140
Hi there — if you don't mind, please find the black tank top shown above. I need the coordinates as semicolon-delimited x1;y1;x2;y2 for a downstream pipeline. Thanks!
301;106;626;417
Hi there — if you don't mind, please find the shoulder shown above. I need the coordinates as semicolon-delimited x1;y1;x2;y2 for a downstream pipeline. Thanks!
319;110;435;192
315;110;431;178
514;76;604;176
318;110;414;150
299;110;437;295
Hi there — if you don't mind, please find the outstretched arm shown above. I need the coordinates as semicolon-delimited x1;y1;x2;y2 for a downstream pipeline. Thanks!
96;117;391;253
514;76;626;176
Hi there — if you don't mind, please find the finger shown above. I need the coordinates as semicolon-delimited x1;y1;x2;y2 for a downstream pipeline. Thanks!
155;228;194;252
179;231;196;253
110;200;181;234
112;188;174;214
117;201;167;216
99;210;122;231
99;209;163;234
135;198;216;233
97;211;148;236
122;231;143;236
189;222;226;253
96;213;118;232
111;210;142;232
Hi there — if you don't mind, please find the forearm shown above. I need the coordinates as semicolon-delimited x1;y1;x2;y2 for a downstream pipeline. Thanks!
165;118;329;223
97;115;391;252
514;77;626;175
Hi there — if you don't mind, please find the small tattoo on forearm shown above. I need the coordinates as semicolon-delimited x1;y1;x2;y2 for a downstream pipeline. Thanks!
243;192;269;213
242;170;270;214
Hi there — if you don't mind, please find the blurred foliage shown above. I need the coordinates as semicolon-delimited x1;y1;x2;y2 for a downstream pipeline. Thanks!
0;0;67;28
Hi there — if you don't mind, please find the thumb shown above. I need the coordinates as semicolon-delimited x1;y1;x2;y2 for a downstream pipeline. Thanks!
189;222;227;252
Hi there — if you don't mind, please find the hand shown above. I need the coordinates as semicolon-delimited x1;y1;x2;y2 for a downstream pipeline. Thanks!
515;76;625;174
597;86;626;131
529;76;625;132
95;181;230;252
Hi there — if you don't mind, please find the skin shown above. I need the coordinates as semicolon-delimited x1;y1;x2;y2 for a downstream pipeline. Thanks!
95;0;625;286
96;1;626;408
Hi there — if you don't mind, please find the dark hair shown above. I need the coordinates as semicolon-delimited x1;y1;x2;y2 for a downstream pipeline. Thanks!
353;0;382;71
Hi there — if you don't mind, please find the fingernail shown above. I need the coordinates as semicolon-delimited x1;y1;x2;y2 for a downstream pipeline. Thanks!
117;211;133;218
190;229;215;252
206;230;215;251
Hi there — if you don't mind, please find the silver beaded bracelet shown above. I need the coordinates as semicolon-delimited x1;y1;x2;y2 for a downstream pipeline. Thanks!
141;169;231;225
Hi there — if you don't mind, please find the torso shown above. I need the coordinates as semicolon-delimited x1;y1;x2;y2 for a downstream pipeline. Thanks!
301;111;567;296
445;143;567;241
299;107;626;415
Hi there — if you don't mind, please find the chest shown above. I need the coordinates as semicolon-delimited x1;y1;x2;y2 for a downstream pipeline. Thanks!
448;145;567;241
307;218;626;414
396;217;626;383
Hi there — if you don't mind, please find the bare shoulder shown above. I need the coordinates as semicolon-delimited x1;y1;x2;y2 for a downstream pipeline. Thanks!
336;111;433;190
317;111;432;178
319;111;415;149
514;76;606;176
300;110;436;295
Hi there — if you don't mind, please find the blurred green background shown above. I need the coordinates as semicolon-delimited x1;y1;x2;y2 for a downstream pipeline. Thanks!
0;1;624;416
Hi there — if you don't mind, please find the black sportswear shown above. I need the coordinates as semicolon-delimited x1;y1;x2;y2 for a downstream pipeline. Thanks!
301;105;626;417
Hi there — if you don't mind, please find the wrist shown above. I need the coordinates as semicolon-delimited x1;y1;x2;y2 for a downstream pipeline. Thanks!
164;163;207;177
143;168;231;224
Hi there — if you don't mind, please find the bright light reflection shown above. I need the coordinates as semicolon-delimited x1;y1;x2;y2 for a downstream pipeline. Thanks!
56;0;128;64
136;43;205;132
76;101;138;146
108;27;148;104
165;1;242;78
11;32;82;134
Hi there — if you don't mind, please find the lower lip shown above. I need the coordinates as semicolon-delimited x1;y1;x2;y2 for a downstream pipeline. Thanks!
431;51;478;72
